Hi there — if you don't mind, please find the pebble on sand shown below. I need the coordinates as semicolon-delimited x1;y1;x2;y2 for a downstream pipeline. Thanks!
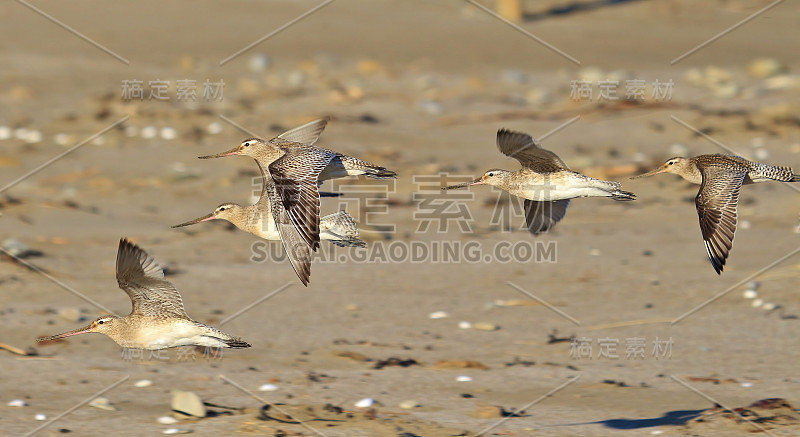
171;391;206;418
8;399;28;407
398;400;419;409
761;302;777;311
89;397;117;411
751;299;764;308
742;290;758;299
429;311;449;319
458;321;472;329
472;322;499;331
0;126;10;140
456;376;473;382
258;384;279;392
134;379;153;388
157;416;179;425
354;398;377;408
163;429;192;435
35;413;46;421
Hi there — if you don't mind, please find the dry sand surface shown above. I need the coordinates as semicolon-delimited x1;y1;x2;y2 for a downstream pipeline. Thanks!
1;0;799;436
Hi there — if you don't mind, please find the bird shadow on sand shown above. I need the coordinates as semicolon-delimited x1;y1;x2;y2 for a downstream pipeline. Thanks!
550;409;705;430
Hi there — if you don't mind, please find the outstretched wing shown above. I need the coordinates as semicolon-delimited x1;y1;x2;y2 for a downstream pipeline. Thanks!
523;199;570;235
695;166;746;274
269;147;336;252
496;129;569;172
116;238;188;318
275;118;329;146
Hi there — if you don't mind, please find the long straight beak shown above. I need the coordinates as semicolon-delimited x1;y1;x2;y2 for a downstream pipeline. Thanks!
172;213;215;228
442;177;483;190
631;167;667;179
198;146;240;159
38;324;93;341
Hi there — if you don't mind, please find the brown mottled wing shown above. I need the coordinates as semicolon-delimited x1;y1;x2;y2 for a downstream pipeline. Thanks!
262;169;313;286
276;118;328;146
496;129;569;172
269;147;335;252
695;166;746;274
523;199;570;236
116;238;189;318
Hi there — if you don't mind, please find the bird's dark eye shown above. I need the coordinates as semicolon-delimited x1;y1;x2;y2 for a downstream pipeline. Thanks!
488;172;494;177
668;161;673;165
220;207;226;211
243;142;250;147
98;320;104;324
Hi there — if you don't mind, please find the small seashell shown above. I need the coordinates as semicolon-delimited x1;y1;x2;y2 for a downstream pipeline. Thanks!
740;382;753;388
651;430;664;435
751;299;764;308
157;416;179;425
739;220;751;230
24;130;43;144
14;127;29;140
398;400;419;409
742;290;758;299
134;379;153;388
141;126;158;139
160;127;177;140
8;399;27;407
162;429;192;435
761;302;777;311
429;311;449;319
206;122;222;135
35;413;46;421
354;398;376;408
473;322;499;331
458;321;472;329
249;53;271;72
91;136;105;146
456;376;473;382
54;133;73;146
258;384;279;392
0;126;11;140
89;397;117;411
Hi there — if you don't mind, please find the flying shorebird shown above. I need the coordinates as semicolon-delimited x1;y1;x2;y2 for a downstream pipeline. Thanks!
632;154;799;274
172;202;366;248
196;118;394;284
38;238;251;350
444;128;636;235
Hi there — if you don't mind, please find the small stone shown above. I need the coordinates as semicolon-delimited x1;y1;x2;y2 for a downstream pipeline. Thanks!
354;398;376;408
743;290;758;299
35;413;46;421
752;299;764;308
473;322;499;331
157;416;179;425
14;127;29;140
345;304;360;311
171;391;206;418
91;136;105;146
8;399;27;407
741;382;754;388
456;376;473;382
471;403;504;419
0;126;10;140
589;248;601;256
124;125;139;138
206;122;222;135
458;321;472;329
429;311;449;319
740;220;751;230
89;397;117;411
747;281;760;291
398;400;419;409
747;58;786;78
762;302;777;311
258;384;279;392
141;126;158;139
248;53;270;72
754;148;770;160
134;379;152;388
24;130;43;144
160;127;177;140
163;429;192;435
54;133;74;147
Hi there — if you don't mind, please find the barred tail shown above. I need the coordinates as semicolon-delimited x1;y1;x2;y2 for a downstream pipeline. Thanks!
321;211;367;247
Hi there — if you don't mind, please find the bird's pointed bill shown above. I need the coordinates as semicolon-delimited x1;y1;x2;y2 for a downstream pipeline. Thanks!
37;324;93;341
631;167;667;179
198;146;240;159
172;213;215;228
442;177;483;190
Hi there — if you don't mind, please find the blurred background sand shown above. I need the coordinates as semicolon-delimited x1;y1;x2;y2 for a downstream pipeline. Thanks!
1;1;799;435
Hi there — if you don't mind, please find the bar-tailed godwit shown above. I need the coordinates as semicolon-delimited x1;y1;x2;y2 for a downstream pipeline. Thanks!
444;128;636;235
633;154;799;274
38;239;251;350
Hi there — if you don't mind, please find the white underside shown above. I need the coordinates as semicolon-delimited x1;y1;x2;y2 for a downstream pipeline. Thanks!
517;186;615;201
253;218;346;241
125;320;231;350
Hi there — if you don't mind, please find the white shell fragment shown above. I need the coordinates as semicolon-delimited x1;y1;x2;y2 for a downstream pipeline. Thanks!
35;413;46;421
354;398;376;408
742;290;758;299
429;311;449;319
458;321;472;329
89;397;117;411
456;376;473;382
258;384;279;392
134;379;153;388
8;399;28;407
160;127;177;140
158;416;179;425
163;429;192;435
